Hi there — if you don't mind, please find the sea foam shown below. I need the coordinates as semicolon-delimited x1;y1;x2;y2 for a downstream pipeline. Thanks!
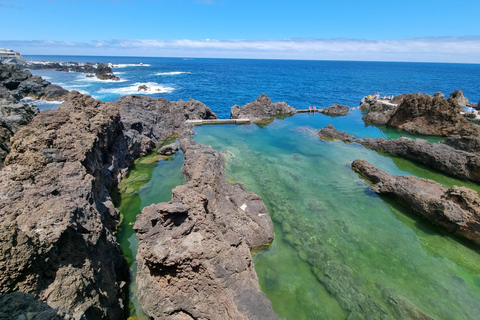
112;63;151;68
156;71;191;76
97;82;174;95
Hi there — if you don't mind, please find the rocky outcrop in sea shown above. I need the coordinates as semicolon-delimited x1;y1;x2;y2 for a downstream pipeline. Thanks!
230;94;296;122
352;159;480;245
1;63;68;101
318;103;350;116
27;61;120;81
0;91;218;319
318;125;480;183
134;138;277;319
361;92;479;136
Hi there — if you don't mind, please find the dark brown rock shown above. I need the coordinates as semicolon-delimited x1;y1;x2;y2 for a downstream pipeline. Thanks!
0;292;73;320
318;103;350;116
134;139;277;320
318;124;355;142
319;125;480;182
352;159;480;244
362;92;480;136
449;89;469;108
230;94;296;122
0;91;218;319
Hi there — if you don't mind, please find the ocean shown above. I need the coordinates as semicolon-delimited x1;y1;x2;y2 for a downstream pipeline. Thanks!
25;56;480;320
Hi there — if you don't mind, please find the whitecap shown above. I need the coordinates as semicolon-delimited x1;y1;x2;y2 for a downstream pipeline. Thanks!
112;63;151;68
97;82;174;96
156;71;191;76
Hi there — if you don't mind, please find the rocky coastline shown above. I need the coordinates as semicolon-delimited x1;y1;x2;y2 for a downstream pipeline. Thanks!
2;57;480;320
27;61;120;81
134;138;277;319
352;159;480;245
0;88;219;319
361;91;480;136
319;88;480;245
0;62;68;167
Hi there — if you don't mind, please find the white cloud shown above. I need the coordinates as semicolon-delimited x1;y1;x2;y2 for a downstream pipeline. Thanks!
2;37;480;63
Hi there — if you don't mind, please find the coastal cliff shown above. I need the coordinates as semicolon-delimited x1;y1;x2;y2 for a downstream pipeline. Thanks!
0;91;218;319
134;139;277;319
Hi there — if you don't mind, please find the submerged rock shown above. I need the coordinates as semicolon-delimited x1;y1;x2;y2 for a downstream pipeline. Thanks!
352;159;480;245
362;92;479;136
134;139;277;320
318;103;350;116
230;94;296;122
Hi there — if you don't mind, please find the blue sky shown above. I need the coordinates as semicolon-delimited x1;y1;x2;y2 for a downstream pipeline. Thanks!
1;0;480;62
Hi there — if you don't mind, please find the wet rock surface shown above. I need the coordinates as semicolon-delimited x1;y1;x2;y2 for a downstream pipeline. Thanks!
352;159;480;245
0;91;217;319
230;94;296;122
318;103;350;116
134;139;277;320
318;125;480;183
27;62;120;81
362;92;479;136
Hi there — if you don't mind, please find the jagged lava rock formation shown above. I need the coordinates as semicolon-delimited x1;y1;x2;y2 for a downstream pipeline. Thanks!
0;87;39;167
134;138;277;320
352;159;480;245
230;94;296;122
318;125;480;183
1;62;68;101
362;92;480;136
0;91;217;319
318;103;350;116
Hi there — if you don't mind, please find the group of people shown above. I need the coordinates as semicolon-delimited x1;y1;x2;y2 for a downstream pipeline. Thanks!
308;106;317;112
368;93;395;100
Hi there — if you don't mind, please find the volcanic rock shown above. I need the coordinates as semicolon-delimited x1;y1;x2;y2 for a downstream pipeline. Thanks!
0;292;73;320
230;94;296;122
134;139;277;320
318;124;355;142
352;159;480;245
359;96;397;112
318;103;350;116
15;75;68;100
362;92;479;136
318;125;480;182
449;89;469;108
0;91;218;319
157;142;178;155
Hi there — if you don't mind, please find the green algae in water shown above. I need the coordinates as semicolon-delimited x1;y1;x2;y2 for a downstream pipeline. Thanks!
193;114;480;320
111;141;185;319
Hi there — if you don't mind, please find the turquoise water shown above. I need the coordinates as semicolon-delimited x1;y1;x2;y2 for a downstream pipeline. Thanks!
193;113;480;320
111;141;185;319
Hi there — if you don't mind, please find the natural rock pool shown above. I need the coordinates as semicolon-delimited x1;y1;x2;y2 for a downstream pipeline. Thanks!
115;112;480;319
111;137;185;319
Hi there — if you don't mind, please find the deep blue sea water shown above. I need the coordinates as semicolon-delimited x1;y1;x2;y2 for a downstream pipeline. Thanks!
23;56;480;319
24;55;480;119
